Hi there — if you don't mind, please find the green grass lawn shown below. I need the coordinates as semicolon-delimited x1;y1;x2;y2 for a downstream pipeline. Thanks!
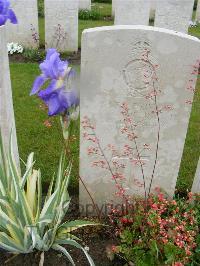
10;63;79;192
10;62;200;193
91;2;112;17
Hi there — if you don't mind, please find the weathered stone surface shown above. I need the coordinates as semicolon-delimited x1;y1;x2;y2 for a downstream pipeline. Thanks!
79;0;91;10
45;0;78;52
6;0;39;48
114;0;151;25
80;25;200;212
196;0;200;22
192;159;200;193
154;0;194;33
0;26;19;163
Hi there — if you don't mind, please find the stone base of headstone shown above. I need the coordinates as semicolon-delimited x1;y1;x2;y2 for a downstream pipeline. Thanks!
0;26;19;165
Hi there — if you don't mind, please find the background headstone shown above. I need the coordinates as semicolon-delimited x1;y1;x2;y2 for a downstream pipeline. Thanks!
196;0;200;22
80;25;200;212
114;0;151;26
112;0;116;16
0;26;19;164
154;0;194;33
6;0;39;48
79;0;91;10
150;0;157;21
192;158;200;193
45;0;78;52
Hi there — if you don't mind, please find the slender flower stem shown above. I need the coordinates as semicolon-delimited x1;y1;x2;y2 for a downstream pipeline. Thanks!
60;116;102;220
79;175;101;219
133;137;147;200
148;81;161;197
92;129;130;204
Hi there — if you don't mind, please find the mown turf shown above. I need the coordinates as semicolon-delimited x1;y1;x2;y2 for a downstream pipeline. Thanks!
177;78;200;193
10;63;79;192
91;2;112;17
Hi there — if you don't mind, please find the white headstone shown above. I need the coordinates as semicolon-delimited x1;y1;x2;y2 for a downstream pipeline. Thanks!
80;25;200;213
114;0;151;26
112;0;116;16
192;159;200;193
196;0;200;22
45;0;78;52
79;0;91;10
154;0;194;33
0;26;19;163
150;0;157;21
6;0;39;48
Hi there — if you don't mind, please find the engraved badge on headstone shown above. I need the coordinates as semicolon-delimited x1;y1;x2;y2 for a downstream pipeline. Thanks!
123;41;157;97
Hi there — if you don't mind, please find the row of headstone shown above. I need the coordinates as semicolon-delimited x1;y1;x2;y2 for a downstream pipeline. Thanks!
79;25;200;212
114;0;195;34
6;0;81;52
5;0;198;51
0;26;19;164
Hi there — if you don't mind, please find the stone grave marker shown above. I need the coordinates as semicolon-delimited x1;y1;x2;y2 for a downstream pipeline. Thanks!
6;0;39;48
150;0;157;21
0;26;19;163
192;159;200;193
114;0;151;26
196;0;200;22
45;0;78;52
79;0;91;10
154;0;194;33
112;0;116;16
80;25;200;213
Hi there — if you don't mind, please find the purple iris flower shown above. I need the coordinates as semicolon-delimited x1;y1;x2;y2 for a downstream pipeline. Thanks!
0;0;17;26
31;48;79;116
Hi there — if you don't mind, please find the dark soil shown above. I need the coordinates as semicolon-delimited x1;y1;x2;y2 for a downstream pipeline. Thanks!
0;196;125;266
0;235;123;266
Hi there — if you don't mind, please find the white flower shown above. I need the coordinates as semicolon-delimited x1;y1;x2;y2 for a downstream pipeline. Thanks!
84;246;90;252
7;42;24;55
189;20;197;27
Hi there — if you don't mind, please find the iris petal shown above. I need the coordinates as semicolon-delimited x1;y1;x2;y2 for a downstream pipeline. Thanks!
0;0;17;26
38;80;57;100
31;48;79;117
8;9;17;24
0;14;6;26
47;95;63;116
30;75;47;95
